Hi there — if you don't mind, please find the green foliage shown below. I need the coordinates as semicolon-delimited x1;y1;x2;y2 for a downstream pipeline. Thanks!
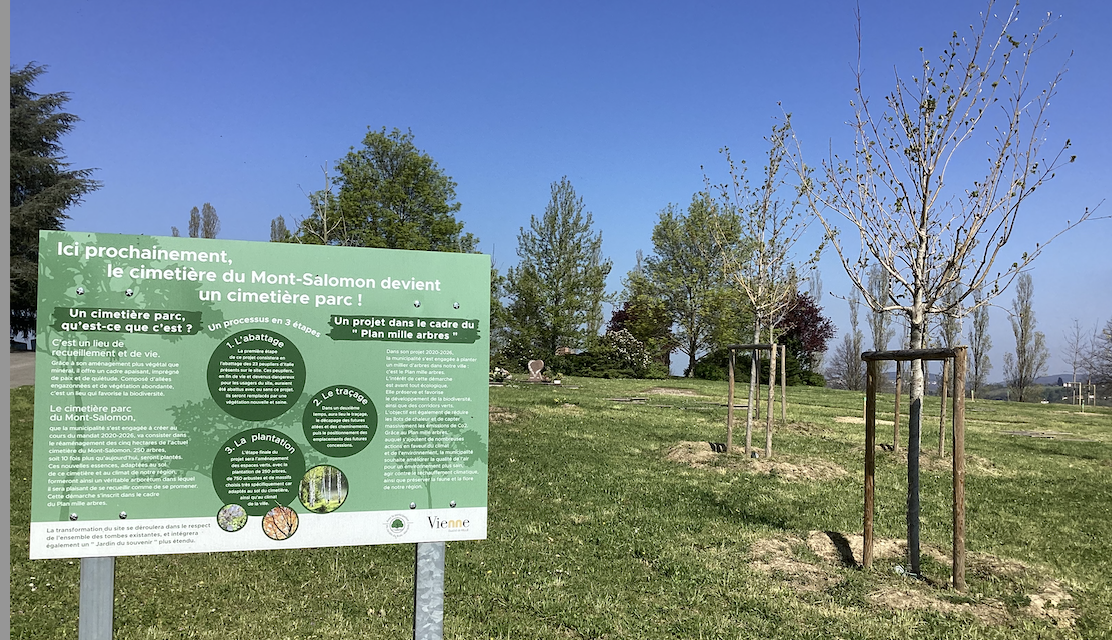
639;193;742;375
294;127;477;251
689;347;823;385
501;177;612;357
550;328;668;379
10;63;100;335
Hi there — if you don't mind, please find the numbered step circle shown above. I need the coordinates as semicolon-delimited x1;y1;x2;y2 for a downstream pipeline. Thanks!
302;385;377;457
207;329;306;420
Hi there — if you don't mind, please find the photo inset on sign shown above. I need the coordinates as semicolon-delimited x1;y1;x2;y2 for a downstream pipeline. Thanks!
216;504;247;532
299;465;349;514
302;385;376;457
262;506;298;541
206;329;306;421
212;428;306;516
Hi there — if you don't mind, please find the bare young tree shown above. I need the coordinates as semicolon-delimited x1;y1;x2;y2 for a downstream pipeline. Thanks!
788;0;1095;574
1063;318;1088;404
807;270;826;373
709;120;822;453
828;290;866;390
866;264;894;388
1083;318;1112;403
968;286;993;398
1002;273;1049;402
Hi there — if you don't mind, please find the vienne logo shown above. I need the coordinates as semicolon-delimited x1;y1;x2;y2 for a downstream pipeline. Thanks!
386;514;410;537
427;515;470;533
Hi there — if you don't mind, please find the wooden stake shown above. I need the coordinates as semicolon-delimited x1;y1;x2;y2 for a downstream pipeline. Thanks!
780;344;787;423
727;349;735;454
953;348;967;592
894;361;902;453
864;359;878;568
939;359;949;457
766;344;776;458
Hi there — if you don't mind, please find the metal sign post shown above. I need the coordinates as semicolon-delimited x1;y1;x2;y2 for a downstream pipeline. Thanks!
414;542;446;640
78;557;114;640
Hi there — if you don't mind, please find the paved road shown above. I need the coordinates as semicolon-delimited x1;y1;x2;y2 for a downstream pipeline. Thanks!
10;351;35;388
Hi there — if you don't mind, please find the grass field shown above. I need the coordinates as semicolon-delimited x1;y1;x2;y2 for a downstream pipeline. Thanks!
10;379;1112;639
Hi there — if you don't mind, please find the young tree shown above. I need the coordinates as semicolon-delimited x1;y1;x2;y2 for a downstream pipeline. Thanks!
1084;318;1112;401
789;1;1094;573
294;127;477;252
1062;318;1088;403
968;287;993;398
866;264;894;388
10;63;100;335
807;270;827;372
502;177;612;357
710;121;822;451
1002;272;1049;402
641;193;740;375
827;290;866;390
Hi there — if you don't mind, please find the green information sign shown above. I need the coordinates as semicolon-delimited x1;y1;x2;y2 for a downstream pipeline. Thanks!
30;232;489;559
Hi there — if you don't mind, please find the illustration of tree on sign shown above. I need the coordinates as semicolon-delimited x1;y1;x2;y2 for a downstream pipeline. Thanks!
262;505;298;540
299;465;349;513
217;504;247;532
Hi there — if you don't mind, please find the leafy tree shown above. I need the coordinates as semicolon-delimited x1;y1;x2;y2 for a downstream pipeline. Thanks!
293;127;477;252
607;287;676;369
778;292;835;384
967;286;993;398
1002;272;1049;402
502;177;612;357
641;193;740;376
10;63;100;335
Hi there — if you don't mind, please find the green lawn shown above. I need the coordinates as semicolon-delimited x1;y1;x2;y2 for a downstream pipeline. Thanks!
10;380;1112;639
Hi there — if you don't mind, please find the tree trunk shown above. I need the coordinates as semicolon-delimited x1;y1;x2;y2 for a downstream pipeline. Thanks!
907;307;926;576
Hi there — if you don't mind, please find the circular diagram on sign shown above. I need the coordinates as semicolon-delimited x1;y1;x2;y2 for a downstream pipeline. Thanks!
212;428;305;516
207;329;306;421
302;385;377;457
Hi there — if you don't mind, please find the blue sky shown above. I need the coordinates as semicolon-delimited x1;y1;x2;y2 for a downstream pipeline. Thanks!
12;0;1111;378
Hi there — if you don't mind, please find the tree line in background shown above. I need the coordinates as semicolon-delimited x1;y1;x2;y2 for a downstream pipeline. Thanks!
12;2;1109;404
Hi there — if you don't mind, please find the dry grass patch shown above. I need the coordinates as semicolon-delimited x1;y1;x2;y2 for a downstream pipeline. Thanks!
644;387;705;397
489;406;519;424
664;441;850;482
749;531;1078;628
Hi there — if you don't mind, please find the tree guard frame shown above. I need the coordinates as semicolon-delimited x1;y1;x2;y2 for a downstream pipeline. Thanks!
862;346;968;591
725;343;780;457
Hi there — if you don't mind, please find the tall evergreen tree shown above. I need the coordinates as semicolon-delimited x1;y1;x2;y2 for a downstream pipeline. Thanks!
503;177;611;358
10;63;100;335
